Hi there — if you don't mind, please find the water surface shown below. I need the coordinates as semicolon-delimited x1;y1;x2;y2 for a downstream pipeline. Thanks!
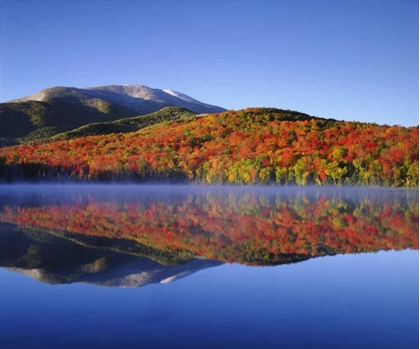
0;185;418;348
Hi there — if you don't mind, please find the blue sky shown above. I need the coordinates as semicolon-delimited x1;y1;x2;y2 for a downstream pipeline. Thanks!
0;0;418;126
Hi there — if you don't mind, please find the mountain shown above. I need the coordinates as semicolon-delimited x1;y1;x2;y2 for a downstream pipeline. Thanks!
10;84;226;115
0;84;226;146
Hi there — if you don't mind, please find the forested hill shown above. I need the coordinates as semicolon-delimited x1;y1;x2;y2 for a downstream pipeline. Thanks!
0;108;418;187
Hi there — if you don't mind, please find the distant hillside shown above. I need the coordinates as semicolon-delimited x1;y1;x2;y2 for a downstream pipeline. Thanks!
1;84;226;145
0;97;139;146
51;107;198;141
0;107;417;187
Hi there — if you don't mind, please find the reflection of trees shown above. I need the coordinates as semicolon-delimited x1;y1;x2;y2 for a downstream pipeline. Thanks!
0;189;417;265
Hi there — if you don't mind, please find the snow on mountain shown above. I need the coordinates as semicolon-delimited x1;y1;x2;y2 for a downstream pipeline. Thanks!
163;89;201;103
10;84;226;115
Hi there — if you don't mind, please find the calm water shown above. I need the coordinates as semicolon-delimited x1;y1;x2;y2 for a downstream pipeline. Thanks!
0;185;418;349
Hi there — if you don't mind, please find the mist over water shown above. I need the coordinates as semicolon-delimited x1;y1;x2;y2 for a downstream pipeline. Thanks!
0;184;418;348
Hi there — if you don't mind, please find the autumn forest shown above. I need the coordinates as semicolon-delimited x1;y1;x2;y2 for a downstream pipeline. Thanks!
0;108;418;187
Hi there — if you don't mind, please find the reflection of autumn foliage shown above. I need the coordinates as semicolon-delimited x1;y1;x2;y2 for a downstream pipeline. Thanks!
0;189;417;265
0;108;418;186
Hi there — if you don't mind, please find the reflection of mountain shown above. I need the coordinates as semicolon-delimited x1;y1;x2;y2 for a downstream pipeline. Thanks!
0;224;223;287
0;187;418;267
9;258;223;288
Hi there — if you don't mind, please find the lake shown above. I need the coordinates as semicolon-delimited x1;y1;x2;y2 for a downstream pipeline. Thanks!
0;185;418;349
